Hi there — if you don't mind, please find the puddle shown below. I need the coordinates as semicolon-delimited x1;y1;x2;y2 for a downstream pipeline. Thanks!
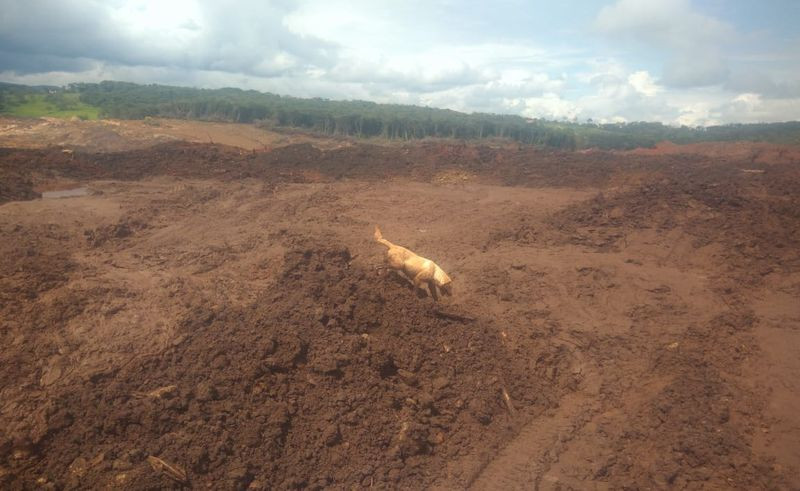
42;187;89;199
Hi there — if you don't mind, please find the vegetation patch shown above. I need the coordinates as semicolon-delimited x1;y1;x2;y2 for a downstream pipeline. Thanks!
1;90;100;120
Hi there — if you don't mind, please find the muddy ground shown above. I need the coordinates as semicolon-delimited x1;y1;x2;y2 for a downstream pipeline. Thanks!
1;118;799;489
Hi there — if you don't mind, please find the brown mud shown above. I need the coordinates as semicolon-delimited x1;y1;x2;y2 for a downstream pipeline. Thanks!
1;120;799;489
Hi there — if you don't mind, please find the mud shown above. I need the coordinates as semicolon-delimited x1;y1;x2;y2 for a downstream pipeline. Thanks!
4;240;571;489
1;126;799;489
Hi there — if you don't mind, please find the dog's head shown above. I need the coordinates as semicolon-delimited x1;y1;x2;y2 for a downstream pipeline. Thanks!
440;282;453;296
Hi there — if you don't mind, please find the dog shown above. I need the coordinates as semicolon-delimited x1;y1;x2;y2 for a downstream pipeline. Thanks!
374;226;452;300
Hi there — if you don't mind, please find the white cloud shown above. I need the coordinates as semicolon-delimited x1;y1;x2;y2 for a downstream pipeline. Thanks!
676;102;719;127
514;93;580;121
627;71;662;97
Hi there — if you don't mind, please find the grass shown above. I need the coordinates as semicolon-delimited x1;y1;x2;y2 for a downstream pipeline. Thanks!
2;93;100;120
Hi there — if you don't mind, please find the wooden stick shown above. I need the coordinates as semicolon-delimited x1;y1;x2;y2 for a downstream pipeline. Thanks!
147;455;187;484
434;309;476;323
501;387;516;416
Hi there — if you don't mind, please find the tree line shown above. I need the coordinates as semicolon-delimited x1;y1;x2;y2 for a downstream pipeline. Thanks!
71;81;577;147
2;81;799;149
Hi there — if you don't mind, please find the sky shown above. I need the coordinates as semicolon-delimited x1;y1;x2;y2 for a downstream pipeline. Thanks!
1;0;799;125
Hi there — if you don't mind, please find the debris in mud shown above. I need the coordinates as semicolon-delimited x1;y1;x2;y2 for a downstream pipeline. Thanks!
133;385;178;399
146;455;188;484
433;309;476;323
501;387;517;416
84;217;148;247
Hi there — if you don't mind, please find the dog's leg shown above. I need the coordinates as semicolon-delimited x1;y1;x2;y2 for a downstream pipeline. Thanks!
412;272;426;296
388;269;414;291
427;280;439;301
413;268;436;299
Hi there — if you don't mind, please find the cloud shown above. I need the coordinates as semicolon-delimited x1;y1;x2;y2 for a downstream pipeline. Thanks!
662;52;729;88
0;51;97;75
0;0;797;125
675;101;719;127
595;0;734;50
0;0;336;78
0;1;149;72
595;0;735;88
325;55;492;93
713;92;800;123
513;93;580;121
725;70;800;99
627;70;662;97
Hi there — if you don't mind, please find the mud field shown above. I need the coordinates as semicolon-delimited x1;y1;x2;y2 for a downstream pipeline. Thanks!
1;119;800;489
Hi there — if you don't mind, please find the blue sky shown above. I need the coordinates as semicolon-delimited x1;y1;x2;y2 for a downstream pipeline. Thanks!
1;0;798;125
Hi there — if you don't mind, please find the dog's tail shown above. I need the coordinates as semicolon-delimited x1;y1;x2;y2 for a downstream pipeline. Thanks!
374;226;393;248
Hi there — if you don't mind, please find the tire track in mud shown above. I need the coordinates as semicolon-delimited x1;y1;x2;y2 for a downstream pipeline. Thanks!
468;350;601;490
454;214;797;489
465;305;788;489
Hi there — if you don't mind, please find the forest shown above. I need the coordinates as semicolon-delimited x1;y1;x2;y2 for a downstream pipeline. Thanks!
2;81;799;149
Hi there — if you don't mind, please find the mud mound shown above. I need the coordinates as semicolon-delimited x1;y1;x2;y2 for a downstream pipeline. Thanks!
93;143;247;180
0;140;672;205
0;147;106;204
0;144;247;200
0;223;75;309
84;216;150;248
0;117;176;153
0;224;81;466
3;136;800;207
548;162;800;275
628;140;800;165
3;240;571;489
0;171;39;203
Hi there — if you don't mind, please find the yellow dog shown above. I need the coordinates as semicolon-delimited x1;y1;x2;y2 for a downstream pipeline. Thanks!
374;226;452;300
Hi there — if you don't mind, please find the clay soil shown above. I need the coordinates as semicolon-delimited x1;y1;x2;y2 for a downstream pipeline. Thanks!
1;118;800;489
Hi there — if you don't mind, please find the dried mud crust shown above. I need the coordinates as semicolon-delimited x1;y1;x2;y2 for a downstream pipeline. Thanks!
1;240;574;489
